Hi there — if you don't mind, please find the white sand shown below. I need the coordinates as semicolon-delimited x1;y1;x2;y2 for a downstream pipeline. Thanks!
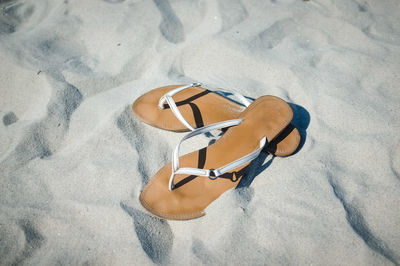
1;0;400;265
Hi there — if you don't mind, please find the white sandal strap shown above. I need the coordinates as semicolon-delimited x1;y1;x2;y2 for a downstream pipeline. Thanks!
158;83;202;109
213;88;252;107
164;94;196;131
158;83;251;131
168;119;267;190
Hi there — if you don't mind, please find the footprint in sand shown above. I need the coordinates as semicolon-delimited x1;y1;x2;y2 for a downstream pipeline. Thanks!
327;173;400;265
0;220;45;265
153;0;184;43
3;111;18;126
120;202;173;264
192;238;221;265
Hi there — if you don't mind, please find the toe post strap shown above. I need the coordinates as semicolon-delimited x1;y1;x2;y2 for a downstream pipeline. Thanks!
158;83;202;109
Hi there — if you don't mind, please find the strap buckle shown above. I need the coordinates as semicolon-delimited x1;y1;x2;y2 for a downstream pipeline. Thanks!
208;169;218;180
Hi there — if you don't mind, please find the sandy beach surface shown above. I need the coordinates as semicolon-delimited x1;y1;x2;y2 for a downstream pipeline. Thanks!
1;0;400;265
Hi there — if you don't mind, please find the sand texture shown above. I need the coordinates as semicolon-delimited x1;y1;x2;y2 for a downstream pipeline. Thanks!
1;0;400;265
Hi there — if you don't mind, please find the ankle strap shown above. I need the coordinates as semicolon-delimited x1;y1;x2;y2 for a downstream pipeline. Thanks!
158;83;252;131
168;119;267;190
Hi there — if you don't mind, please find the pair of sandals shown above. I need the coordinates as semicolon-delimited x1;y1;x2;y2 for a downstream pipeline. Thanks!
132;83;300;220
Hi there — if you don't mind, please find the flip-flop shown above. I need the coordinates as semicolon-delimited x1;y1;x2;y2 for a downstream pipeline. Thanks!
139;95;292;220
132;83;300;157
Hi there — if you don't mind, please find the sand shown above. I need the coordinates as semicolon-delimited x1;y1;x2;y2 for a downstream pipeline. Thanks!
1;0;400;265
